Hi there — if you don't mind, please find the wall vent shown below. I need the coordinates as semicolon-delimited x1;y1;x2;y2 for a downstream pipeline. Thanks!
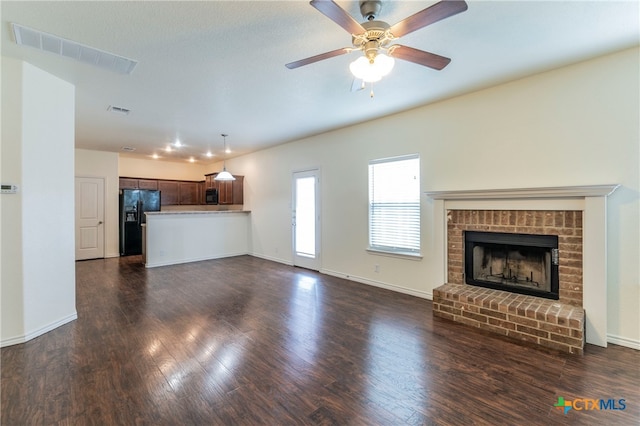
11;23;138;75
121;146;136;152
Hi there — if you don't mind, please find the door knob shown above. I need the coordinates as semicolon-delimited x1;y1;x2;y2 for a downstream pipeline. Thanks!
98;221;103;225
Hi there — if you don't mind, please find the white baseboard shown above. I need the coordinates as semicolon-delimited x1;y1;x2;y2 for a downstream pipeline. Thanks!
250;252;294;266
320;268;433;300
145;251;249;268
1;312;78;348
607;334;640;350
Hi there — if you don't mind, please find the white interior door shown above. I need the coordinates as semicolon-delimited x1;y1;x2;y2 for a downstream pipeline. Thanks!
292;169;320;270
75;177;105;260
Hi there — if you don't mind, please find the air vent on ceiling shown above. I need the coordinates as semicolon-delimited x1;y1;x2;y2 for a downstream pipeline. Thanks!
121;146;136;152
11;23;138;75
108;105;130;115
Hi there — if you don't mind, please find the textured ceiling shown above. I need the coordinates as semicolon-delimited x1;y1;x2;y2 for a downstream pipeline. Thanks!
2;1;638;163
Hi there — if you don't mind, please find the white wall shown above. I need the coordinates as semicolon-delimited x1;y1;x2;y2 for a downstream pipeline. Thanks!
75;149;120;257
231;47;640;348
145;212;250;267
1;57;25;342
1;58;77;346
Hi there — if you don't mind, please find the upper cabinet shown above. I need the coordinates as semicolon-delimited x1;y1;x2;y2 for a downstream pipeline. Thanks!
157;181;180;206
138;179;158;190
204;173;244;205
120;175;243;206
179;181;199;205
119;177;140;189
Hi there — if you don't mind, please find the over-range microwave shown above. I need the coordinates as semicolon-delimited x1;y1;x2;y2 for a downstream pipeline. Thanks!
205;188;219;204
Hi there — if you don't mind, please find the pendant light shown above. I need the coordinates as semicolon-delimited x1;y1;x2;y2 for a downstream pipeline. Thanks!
214;133;235;181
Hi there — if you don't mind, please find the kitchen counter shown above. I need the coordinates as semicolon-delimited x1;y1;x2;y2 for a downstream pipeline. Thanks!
146;210;250;216
144;210;251;267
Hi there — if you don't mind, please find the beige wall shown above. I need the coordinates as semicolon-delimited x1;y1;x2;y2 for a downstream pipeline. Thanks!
75;149;120;257
118;155;209;181
232;47;639;348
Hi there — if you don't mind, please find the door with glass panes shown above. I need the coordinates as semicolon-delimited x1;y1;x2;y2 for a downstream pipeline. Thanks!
292;169;321;270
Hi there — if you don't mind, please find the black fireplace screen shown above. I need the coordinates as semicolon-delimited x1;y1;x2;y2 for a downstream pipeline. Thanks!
464;231;559;300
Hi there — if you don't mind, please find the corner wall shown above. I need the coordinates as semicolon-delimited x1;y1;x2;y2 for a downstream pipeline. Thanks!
1;58;77;346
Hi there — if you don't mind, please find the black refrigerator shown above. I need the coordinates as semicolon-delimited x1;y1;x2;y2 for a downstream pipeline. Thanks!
119;189;161;256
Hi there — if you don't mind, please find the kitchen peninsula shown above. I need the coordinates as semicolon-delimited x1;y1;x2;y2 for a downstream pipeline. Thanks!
144;210;250;268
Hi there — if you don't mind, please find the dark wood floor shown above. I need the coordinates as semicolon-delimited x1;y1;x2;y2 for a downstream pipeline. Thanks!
2;255;638;425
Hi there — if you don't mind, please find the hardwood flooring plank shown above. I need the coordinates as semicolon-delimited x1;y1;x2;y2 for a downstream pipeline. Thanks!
2;255;639;425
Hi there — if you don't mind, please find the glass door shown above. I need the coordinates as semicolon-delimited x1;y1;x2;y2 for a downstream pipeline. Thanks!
292;169;320;270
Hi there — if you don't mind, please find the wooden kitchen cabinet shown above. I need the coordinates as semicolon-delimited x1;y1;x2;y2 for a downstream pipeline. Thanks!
197;181;205;205
120;177;158;190
119;177;139;189
204;173;244;205
179;182;199;205
121;177;202;205
232;175;244;205
138;179;158;190
218;180;234;204
157;180;180;206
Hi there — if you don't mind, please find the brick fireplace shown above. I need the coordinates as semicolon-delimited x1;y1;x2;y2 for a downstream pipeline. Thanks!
447;209;583;306
426;185;618;352
437;208;585;354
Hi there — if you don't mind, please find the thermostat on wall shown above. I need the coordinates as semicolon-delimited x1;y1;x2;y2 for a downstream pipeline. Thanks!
1;184;19;194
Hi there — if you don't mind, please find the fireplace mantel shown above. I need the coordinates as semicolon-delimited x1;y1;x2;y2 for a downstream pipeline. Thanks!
425;184;619;200
426;184;619;348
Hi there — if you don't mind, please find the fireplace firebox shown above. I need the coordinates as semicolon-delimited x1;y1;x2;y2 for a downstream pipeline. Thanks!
464;231;559;300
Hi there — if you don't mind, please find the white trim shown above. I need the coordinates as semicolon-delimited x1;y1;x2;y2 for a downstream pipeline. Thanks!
321;268;432;300
425;184;619;200
250;252;294;266
607;334;640;350
426;184;619;348
366;248;423;260
145;251;248;268
1;312;77;348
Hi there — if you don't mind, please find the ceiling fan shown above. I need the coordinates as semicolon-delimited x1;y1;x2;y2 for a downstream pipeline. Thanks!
286;0;468;86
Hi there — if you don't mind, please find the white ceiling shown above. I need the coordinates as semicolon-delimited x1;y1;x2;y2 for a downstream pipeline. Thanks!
2;1;638;163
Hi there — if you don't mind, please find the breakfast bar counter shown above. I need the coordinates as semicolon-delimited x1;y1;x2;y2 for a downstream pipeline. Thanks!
144;210;250;267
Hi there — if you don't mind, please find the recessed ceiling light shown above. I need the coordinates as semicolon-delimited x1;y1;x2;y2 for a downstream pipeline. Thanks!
165;146;172;153
173;139;182;147
205;151;213;158
188;157;195;163
152;153;159;159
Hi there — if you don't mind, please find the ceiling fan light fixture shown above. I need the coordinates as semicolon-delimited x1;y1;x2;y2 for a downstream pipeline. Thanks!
349;53;394;83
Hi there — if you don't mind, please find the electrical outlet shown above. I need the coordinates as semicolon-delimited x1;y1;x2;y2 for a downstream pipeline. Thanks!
374;264;379;273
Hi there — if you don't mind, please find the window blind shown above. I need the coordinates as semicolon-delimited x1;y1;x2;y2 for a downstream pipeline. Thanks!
368;154;420;254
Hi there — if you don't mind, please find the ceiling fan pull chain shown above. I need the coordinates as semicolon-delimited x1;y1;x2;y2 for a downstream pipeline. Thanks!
370;82;375;99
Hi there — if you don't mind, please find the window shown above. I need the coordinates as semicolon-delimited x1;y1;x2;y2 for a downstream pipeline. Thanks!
368;154;420;255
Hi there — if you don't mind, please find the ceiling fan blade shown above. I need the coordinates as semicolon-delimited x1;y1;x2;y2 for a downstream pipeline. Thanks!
310;0;366;35
285;47;351;69
389;0;468;38
388;45;451;70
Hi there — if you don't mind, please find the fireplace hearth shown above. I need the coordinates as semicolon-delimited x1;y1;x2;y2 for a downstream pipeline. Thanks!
464;231;559;300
